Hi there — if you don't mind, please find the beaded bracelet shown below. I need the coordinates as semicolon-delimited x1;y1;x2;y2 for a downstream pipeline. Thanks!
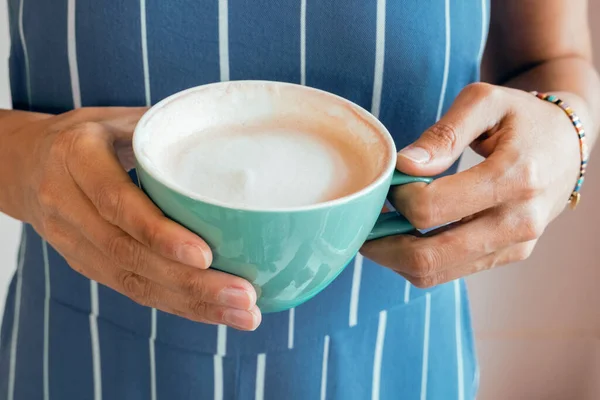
531;91;589;210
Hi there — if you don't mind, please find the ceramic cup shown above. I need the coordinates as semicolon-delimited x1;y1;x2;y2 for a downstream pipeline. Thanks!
133;81;431;313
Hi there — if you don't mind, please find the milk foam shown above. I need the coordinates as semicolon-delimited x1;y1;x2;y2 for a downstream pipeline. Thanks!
161;126;369;208
135;81;393;210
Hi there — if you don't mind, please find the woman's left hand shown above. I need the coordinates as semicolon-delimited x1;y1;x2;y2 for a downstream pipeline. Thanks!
361;83;585;288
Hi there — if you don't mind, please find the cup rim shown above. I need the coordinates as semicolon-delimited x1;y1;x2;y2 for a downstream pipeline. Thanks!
133;80;398;213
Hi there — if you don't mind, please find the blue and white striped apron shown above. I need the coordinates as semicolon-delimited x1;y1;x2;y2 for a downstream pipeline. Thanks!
1;1;488;399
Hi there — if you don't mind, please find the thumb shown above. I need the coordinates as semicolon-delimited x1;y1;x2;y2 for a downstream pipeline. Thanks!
396;83;508;176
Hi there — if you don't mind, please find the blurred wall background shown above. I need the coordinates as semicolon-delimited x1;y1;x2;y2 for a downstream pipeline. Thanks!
0;1;599;398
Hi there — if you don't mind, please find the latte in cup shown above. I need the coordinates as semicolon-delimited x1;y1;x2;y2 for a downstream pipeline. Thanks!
138;82;391;210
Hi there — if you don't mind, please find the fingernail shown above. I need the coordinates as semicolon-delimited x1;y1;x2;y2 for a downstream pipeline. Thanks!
219;287;254;309
398;146;431;164
178;244;210;269
224;309;258;330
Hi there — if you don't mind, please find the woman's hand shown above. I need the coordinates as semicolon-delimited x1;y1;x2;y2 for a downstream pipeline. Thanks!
11;107;261;330
361;83;584;288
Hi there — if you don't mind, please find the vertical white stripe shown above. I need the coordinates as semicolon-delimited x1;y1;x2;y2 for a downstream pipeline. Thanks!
371;0;386;119
217;325;227;356
287;308;295;349
214;325;226;399
435;0;451;122
420;293;432;400
67;0;82;108
255;354;266;400
454;281;465;400
371;310;387;400
320;336;330;400
7;232;27;400
300;0;307;86
149;308;157;400
42;240;50;400
349;254;363;327
18;0;31;107
140;0;151;106
213;355;223;400
214;325;226;397
90;281;102;400
403;281;410;304
476;0;488;64
218;0;230;81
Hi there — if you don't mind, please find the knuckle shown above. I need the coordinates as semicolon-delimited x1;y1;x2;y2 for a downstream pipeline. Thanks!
425;122;459;152
70;121;104;137
63;122;103;150
63;107;92;120
513;247;531;262
517;159;544;199
520;210;545;242
180;273;208;299
407;246;440;277
143;221;168;253
474;256;498;272
188;299;211;318
119;272;151;305
37;179;60;211
513;243;535;262
411;274;438;289
95;184;124;224
105;234;146;274
404;195;440;230
463;82;500;100
42;217;65;244
49;122;104;165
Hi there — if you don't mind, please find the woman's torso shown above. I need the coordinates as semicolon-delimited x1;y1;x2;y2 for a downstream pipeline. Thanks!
2;0;487;398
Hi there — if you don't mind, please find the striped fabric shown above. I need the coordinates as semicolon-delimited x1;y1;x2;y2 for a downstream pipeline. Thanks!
1;1;488;399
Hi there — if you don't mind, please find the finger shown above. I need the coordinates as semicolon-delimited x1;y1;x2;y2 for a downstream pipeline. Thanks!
69;258;261;331
396;83;509;176
391;145;523;228
43;180;255;309
49;219;261;330
361;204;543;278
64;122;213;269
95;229;258;310
107;269;261;330
42;204;257;313
99;108;148;139
52;107;147;133
400;241;536;289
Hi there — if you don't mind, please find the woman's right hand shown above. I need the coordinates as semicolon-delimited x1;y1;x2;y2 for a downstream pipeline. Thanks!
5;107;261;331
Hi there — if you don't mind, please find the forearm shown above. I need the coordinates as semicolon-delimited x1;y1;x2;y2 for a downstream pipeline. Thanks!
0;109;51;220
494;57;600;149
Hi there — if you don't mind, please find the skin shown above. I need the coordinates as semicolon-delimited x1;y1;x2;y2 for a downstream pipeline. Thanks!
0;109;261;331
362;0;600;288
1;0;599;330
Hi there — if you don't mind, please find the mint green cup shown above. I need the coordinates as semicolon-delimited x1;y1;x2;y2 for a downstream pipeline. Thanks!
133;81;431;313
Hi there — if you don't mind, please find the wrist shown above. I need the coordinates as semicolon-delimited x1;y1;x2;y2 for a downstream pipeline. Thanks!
547;91;597;149
535;91;589;209
0;110;53;221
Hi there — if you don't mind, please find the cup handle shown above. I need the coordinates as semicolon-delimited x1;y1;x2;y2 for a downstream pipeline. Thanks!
367;171;433;241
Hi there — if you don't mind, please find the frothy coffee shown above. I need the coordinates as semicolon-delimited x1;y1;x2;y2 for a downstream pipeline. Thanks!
160;123;374;208
135;81;393;210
